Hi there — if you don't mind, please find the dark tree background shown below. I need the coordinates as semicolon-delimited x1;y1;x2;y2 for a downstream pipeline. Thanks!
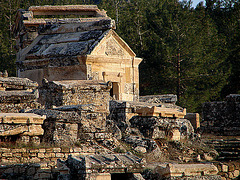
0;0;239;112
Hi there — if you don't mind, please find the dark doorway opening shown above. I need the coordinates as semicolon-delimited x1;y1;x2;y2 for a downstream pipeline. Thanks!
110;82;119;100
111;173;134;180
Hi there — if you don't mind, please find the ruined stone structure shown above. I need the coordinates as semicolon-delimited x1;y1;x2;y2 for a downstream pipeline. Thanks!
14;5;142;101
28;105;112;145
202;94;240;135
0;76;42;113
4;4;239;180
39;79;111;111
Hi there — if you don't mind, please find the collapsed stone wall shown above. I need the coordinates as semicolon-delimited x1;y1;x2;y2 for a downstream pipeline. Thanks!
202;94;240;135
27;104;111;145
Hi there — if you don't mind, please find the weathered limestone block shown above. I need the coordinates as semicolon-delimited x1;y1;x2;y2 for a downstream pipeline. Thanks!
124;135;157;153
0;113;45;141
106;120;122;140
129;116;194;141
0;90;38;104
28;109;80;144
152;127;166;139
0;77;38;91
0;113;45;124
0;125;43;136
168;128;181;141
109;100;186;126
135;106;186;118
155;163;219;178
0;102;43;113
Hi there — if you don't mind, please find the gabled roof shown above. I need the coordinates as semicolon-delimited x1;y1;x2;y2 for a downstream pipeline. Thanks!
15;5;137;63
23;29;136;60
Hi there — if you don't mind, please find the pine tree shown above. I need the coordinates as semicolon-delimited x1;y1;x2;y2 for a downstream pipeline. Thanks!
142;0;229;112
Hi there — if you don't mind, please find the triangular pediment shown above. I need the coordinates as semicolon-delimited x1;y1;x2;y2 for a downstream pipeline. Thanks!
90;30;136;58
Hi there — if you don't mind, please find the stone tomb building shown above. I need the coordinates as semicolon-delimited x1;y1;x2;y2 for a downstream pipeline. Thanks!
14;5;142;101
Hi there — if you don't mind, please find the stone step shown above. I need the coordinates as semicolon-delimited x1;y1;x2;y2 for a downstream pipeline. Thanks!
219;151;240;156
217;156;240;161
215;147;240;151
204;139;240;161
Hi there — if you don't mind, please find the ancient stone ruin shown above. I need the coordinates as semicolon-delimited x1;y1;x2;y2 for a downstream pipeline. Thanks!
202;94;240;162
14;5;142;101
0;4;239;180
202;94;240;136
0;76;42;113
